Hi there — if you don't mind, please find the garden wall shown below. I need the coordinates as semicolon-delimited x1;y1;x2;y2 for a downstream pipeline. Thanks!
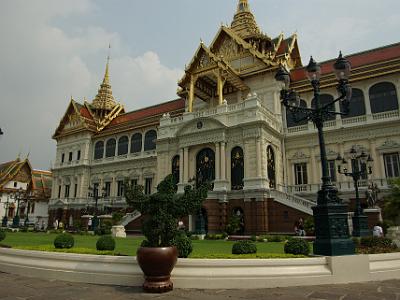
0;248;399;289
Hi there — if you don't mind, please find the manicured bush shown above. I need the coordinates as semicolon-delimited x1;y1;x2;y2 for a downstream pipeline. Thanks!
94;225;112;236
96;235;116;251
360;236;393;248
250;235;257;242
205;233;227;240
284;238;310;255
0;229;5;242
264;235;288;242
232;240;257;254
54;233;74;249
175;232;193;258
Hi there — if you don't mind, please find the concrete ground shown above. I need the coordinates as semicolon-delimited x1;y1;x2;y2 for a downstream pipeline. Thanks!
0;272;399;300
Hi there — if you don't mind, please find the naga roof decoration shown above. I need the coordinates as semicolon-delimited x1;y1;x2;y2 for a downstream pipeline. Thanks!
178;0;301;100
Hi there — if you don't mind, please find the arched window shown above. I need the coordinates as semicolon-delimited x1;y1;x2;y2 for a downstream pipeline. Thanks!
130;133;142;153
144;130;157;151
231;147;244;190
172;155;180;185
286;99;308;128
267;145;276;189
340;88;366;118
312;94;335;120
196;148;215;188
117;136;128;156
94;141;104;160
369;82;399;113
105;139;116;158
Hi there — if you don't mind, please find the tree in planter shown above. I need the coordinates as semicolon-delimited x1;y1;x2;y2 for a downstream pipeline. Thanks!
383;178;400;225
125;174;209;247
124;174;208;293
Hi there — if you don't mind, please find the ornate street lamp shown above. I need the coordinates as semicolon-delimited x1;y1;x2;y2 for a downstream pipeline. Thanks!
11;188;25;228
88;184;107;231
336;148;373;237
1;195;10;227
23;192;34;227
275;52;355;256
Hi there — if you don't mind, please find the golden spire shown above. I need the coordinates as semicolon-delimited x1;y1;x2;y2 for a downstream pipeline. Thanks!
91;45;116;114
231;0;260;40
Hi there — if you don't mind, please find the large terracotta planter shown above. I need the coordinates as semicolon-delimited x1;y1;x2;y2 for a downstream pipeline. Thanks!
136;246;178;293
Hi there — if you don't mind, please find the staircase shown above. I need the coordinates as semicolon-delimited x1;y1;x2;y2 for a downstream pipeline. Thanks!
119;210;141;227
270;190;315;215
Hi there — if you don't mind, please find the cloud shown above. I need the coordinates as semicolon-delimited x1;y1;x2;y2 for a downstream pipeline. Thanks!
0;0;183;169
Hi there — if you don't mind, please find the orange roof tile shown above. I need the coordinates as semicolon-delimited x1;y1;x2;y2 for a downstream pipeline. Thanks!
291;42;400;82
109;98;185;126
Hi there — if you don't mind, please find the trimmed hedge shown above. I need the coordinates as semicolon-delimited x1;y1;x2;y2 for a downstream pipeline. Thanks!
0;229;6;242
360;236;393;248
232;240;257;254
96;235;116;251
175;232;193;258
284;238;310;256
54;233;74;249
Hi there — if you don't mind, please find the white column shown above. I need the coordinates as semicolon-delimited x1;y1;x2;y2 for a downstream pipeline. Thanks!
183;147;189;183
256;138;262;177
215;143;220;180
220;142;226;180
179;148;184;184
226;145;231;189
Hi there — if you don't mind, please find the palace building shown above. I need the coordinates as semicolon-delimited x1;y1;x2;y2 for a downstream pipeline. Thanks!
0;157;52;228
50;0;400;234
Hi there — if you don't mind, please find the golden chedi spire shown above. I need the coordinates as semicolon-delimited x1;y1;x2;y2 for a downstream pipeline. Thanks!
91;54;117;114
230;0;261;40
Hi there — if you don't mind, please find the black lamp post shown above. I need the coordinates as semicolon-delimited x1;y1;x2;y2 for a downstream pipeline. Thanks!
1;195;10;227
336;148;373;237
11;188;25;228
275;52;355;256
88;184;106;231
24;192;34;227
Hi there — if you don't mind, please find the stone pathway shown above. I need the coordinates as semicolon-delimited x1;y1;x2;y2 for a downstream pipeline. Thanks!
0;272;399;300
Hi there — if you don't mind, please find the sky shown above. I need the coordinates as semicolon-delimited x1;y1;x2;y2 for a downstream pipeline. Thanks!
0;0;399;170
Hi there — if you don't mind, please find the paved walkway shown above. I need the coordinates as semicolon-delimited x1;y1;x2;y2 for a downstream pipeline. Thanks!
0;272;399;300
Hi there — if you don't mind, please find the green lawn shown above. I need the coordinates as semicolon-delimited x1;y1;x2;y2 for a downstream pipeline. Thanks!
1;232;288;257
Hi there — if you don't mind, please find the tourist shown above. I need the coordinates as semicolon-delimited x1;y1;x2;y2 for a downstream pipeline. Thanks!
53;219;59;229
373;223;384;237
295;218;306;236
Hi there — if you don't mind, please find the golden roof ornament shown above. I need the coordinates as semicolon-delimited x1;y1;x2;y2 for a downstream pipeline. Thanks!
91;53;117;113
230;0;261;40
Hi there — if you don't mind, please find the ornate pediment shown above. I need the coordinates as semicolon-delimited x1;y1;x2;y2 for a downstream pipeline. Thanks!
377;139;400;150
289;151;309;160
176;118;226;137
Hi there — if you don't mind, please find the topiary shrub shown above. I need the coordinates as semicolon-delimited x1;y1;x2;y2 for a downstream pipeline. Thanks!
284;238;310;255
0;229;5;242
54;233;74;249
232;240;257;254
96;235;116;251
174;232;193;258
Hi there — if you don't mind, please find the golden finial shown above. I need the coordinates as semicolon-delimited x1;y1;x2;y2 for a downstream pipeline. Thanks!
103;43;111;85
237;0;249;13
